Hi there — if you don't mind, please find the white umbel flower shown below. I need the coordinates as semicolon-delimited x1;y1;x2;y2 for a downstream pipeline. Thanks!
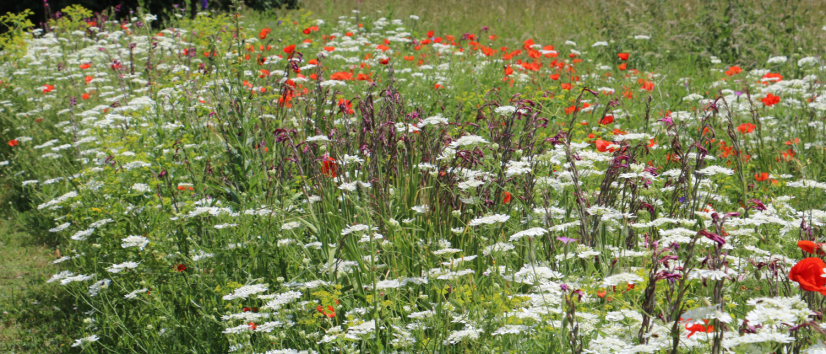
681;304;733;325
469;214;510;226
601;273;644;287
223;284;269;300
508;227;547;242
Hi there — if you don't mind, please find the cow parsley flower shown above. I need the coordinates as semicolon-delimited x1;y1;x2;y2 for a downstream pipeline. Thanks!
223;284;269;300
508;227;547;242
443;325;483;345
483;242;515;256
681;304;733;325
71;228;94;241
449;135;488;148
469;214;510;226
260;290;303;310
106;261;140;273
601;273;643;287
121;235;150;250
50;222;71;232
492;325;530;336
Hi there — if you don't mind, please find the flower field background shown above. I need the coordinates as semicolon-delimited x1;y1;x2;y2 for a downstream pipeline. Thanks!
4;0;826;353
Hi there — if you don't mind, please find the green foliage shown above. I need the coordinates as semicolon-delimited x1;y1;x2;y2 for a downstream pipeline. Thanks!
0;9;34;60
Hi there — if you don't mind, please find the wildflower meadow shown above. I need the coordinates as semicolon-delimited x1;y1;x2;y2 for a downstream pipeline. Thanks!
4;0;826;353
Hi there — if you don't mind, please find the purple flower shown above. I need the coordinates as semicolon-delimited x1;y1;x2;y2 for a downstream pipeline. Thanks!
201;0;208;9
748;199;767;211
658;255;678;263
559;284;569;292
557;236;577;244
655;271;682;284
572;289;584;300
698;229;725;247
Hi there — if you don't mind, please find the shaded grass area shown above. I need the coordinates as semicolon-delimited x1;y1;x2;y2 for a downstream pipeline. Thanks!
0;218;80;353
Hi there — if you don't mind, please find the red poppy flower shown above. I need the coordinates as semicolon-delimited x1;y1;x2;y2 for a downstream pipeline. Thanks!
338;98;354;114
725;66;742;76
755;172;769;181
379;58;390;65
283;45;296;54
797;241;826;255
595;139;615;153
549;73;560;81
617;53;629;61
79;63;91;69
321;156;337;178
762;72;783;82
503;192;512;204
278;92;294;108
176;264;187;272
685;320;714;338
618;63;627;71
762;93;780;107
82;93;90;100
258;28;271;40
330;72;353;81
316;305;335;318
8;139;19;147
782;148;795;161
737;123;756;134
789;258;826;294
504;66;513;76
599;115;614;125
42;84;55;93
